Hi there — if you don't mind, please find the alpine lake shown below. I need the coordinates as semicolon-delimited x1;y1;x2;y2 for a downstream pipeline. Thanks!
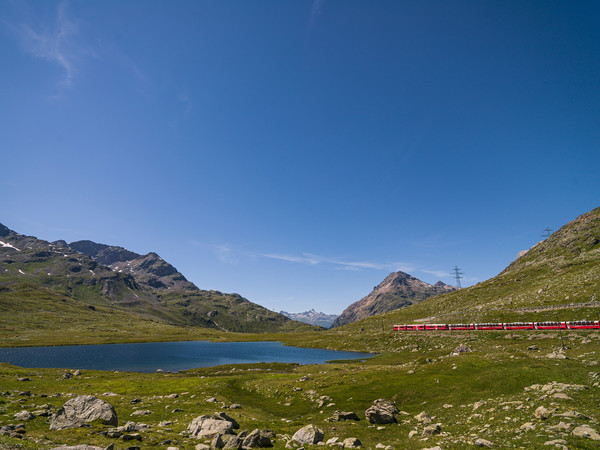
0;340;372;372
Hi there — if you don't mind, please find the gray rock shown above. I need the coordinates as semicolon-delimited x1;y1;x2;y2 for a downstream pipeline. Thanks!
415;411;432;424
572;425;600;441
242;429;273;448
50;395;118;430
187;415;235;439
330;411;360;421
535;406;552;420
14;410;34;421
292;424;324;444
454;344;472;354
213;412;240;429
342;437;361;448
221;435;243;449
365;399;398;424
475;438;493;447
520;422;536;431
422;424;441;436
544;439;567;446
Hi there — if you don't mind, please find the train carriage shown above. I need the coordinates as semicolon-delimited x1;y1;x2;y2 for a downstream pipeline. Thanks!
567;320;600;329
475;323;504;330
448;323;475;330
504;322;535;330
534;321;566;330
393;319;599;332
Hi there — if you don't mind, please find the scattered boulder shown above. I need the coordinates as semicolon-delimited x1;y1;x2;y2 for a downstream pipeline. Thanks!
520;422;536;431
292;424;324;444
242;429;273;448
17;377;31;382
365;399;398;424
342;437;362;448
187;414;237;439
329;411;360;422
14;411;34;421
0;424;26;439
475;438;494;447
50;395;118;430
131;410;152;416
546;352;568;360
453;344;472;355
535;406;552;420
415;411;432;425
544;439;567;446
422;424;441;436
572;425;600;440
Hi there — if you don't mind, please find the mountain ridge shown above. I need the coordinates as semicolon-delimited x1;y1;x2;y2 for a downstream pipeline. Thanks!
280;309;339;328
336;206;600;329
0;224;315;334
332;271;457;327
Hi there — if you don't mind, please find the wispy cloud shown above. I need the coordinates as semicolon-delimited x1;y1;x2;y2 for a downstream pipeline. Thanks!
263;252;414;273
213;244;239;265
308;0;326;30
3;0;100;95
420;269;452;279
14;1;79;88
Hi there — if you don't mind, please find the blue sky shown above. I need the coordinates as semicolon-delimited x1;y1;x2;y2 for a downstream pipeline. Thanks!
1;1;599;314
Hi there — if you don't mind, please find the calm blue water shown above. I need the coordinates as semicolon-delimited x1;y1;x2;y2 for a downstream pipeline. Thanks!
0;341;371;372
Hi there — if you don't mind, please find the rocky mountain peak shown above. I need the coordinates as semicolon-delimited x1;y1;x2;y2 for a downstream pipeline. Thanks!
0;223;11;237
332;271;457;328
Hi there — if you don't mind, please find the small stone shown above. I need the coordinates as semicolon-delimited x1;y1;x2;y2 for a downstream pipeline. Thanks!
422;424;441;435
475;438;493;447
520;422;536;431
415;411;432;424
342;438;361;448
544;439;567;446
408;430;418;438
535;406;552;420
14;411;35;421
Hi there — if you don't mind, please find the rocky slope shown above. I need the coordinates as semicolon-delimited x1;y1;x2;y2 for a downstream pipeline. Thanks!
280;309;339;328
331;272;456;327
0;224;313;333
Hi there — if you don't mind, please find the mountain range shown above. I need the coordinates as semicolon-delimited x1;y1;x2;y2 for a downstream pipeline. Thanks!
279;309;339;328
0;224;316;334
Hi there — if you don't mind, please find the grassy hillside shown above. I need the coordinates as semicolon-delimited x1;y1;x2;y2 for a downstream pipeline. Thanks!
337;207;600;330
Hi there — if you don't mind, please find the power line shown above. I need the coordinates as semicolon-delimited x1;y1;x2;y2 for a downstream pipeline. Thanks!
451;265;464;288
542;226;554;239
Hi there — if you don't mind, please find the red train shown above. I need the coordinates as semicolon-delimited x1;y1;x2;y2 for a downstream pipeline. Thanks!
392;320;600;331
